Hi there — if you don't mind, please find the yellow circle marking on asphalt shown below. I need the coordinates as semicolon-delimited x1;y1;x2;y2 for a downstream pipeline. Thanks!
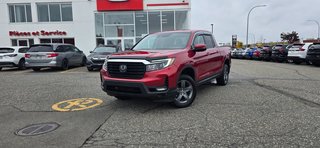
52;98;103;112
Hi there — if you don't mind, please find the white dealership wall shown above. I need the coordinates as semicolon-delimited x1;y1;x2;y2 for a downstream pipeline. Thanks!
0;0;190;55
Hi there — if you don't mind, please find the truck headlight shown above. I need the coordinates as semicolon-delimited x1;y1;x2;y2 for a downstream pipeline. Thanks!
102;57;109;71
146;58;175;72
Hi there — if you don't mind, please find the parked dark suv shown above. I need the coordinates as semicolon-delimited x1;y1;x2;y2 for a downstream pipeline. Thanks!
86;45;119;71
271;44;291;62
306;43;320;66
260;46;272;61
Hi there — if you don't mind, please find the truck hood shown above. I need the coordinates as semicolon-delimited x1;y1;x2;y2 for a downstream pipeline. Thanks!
109;50;184;59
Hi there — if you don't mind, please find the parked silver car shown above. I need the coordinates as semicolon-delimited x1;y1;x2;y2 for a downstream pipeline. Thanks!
25;44;86;71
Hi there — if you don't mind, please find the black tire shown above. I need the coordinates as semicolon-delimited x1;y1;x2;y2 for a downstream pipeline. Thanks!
306;60;312;65
293;60;302;65
61;59;69;70
314;62;320;67
18;59;26;70
32;68;41;71
173;75;197;108
217;64;230;86
81;57;87;66
87;67;94;71
0;67;2;71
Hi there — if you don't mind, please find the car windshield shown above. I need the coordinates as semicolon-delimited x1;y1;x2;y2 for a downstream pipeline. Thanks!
133;32;191;50
310;44;320;49
0;48;14;53
28;45;54;52
292;44;304;48
94;47;117;53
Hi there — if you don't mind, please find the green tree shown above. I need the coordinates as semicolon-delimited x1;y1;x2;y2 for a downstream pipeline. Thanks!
280;31;300;44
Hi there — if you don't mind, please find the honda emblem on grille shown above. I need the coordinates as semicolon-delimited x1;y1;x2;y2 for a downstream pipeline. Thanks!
119;65;127;73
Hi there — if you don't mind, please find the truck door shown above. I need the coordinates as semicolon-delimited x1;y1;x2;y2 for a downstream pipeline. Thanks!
203;35;222;74
193;34;212;80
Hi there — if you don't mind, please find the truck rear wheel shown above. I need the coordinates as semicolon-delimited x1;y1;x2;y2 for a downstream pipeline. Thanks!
173;75;196;108
217;64;230;86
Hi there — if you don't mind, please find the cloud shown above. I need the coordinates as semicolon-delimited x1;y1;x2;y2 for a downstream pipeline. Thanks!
191;0;320;44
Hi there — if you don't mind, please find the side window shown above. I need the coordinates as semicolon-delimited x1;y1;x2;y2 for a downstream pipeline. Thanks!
72;46;80;52
204;35;214;48
193;35;205;46
65;45;73;52
55;46;65;52
18;48;28;53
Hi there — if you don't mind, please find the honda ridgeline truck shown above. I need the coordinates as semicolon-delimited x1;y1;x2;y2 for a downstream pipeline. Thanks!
100;30;231;108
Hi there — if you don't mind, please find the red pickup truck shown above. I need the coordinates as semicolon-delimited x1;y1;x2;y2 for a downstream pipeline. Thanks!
100;30;231;108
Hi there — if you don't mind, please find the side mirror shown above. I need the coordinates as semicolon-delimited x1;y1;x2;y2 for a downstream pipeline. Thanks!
89;51;93;53
193;44;207;52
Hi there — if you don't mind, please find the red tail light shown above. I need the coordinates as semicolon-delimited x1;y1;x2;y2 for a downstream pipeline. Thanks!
279;48;284;53
47;53;59;58
299;48;305;51
25;54;31;58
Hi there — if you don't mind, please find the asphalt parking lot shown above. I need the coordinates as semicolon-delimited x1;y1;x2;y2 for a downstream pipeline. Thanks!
1;59;320;147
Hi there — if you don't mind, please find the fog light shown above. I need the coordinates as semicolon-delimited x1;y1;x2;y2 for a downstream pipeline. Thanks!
156;87;167;91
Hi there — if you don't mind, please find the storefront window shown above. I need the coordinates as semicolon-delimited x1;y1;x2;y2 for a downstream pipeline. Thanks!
11;39;34;46
105;25;134;38
96;38;105;46
148;12;161;34
95;13;104;37
162;11;174;31
40;38;75;45
135;12;148;37
104;12;134;25
175;11;188;30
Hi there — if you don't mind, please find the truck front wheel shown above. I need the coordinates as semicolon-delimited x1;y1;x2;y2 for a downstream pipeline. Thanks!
173;75;197;108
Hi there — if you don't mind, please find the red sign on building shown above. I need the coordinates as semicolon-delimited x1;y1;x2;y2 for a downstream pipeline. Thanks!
96;0;143;11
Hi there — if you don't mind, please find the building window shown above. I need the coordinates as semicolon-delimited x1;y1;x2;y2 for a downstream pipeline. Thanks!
8;4;32;23
37;3;73;22
162;11;174;31
11;39;34;46
40;38;75;45
148;12;161;34
175;11;188;30
135;12;148;38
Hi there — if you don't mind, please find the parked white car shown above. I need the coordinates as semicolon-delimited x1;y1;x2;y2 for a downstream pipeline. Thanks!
0;46;29;70
287;43;313;64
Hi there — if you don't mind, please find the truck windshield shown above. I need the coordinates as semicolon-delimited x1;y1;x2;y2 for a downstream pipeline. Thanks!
94;47;117;53
133;32;191;50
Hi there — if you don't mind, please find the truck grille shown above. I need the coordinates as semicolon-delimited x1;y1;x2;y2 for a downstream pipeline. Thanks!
107;62;146;79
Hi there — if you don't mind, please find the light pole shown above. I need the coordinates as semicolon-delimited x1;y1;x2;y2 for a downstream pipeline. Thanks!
307;20;320;40
211;24;214;34
246;5;267;48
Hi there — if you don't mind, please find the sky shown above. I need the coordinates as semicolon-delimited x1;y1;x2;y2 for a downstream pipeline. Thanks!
191;0;320;44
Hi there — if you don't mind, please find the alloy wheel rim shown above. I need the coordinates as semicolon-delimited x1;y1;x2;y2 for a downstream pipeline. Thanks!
175;80;193;104
224;66;229;84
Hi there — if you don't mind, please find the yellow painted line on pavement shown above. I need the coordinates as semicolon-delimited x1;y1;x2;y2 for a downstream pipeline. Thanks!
52;98;103;112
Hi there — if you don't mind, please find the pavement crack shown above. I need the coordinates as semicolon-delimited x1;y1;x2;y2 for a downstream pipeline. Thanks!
250;80;320;108
80;108;118;148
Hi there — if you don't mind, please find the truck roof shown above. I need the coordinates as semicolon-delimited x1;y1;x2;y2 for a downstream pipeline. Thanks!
152;30;212;35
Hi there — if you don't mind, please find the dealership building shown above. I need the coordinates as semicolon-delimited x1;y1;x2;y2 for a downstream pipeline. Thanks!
0;0;190;54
